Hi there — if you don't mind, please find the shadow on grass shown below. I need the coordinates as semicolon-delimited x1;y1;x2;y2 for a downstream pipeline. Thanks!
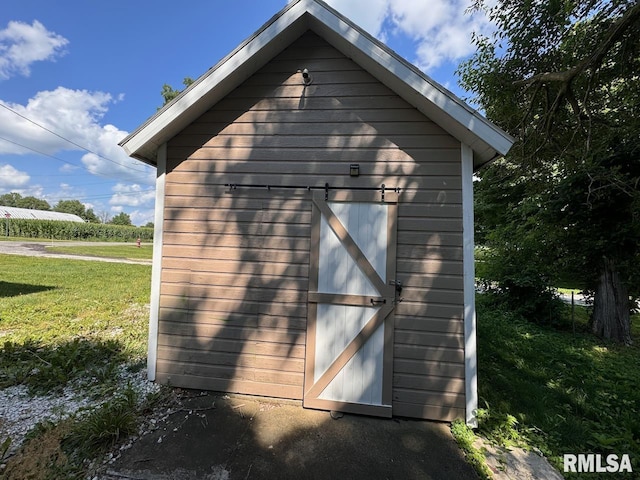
0;337;127;393
0;281;56;298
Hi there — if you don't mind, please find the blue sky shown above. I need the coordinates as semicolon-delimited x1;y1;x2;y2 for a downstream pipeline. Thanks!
0;0;494;225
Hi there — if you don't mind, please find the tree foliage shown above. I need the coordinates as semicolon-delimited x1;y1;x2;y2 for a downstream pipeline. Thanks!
461;0;640;342
54;199;86;217
109;212;132;226
0;192;51;211
160;77;194;106
54;199;100;223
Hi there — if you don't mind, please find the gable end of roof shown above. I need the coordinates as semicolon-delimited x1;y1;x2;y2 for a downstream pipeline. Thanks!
119;0;513;169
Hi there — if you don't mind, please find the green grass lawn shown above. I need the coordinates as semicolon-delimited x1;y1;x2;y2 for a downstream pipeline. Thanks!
46;244;153;261
0;255;151;390
476;295;640;478
4;251;638;478
0;254;155;477
0;236;137;243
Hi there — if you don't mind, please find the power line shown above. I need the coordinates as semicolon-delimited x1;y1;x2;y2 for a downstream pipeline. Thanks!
0;135;153;186
75;189;156;201
0;102;149;173
0;135;86;171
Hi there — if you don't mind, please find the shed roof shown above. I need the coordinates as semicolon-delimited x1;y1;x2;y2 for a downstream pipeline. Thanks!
120;0;514;169
0;206;85;223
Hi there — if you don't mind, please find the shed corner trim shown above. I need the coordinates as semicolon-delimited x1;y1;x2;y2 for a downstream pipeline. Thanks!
147;143;167;381
462;143;478;427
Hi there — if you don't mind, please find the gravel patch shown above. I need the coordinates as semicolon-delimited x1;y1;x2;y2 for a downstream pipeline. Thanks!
0;366;161;459
0;384;93;456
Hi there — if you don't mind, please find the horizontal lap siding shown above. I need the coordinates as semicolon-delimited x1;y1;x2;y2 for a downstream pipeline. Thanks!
393;192;465;421
158;187;310;398
159;31;465;420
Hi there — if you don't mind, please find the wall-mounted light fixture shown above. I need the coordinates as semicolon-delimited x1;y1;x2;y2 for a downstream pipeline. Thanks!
301;68;313;85
350;164;360;177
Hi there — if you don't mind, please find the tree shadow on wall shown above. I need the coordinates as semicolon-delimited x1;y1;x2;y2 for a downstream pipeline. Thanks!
153;29;469;474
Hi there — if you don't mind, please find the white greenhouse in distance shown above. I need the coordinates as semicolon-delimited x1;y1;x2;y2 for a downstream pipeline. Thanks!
0;206;85;223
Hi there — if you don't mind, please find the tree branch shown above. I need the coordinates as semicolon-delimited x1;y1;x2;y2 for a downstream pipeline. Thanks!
514;2;640;88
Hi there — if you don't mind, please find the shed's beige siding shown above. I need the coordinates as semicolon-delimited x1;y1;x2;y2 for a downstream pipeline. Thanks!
157;32;465;421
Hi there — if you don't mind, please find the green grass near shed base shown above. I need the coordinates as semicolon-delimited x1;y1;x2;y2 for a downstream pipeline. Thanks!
0;255;155;478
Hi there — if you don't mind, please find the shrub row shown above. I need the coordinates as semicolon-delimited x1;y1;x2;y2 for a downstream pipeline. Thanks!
2;219;154;242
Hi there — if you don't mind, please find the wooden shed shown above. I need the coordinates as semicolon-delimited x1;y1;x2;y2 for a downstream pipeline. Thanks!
120;0;513;425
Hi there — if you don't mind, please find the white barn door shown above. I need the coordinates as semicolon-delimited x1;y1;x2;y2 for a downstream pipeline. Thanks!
304;191;398;417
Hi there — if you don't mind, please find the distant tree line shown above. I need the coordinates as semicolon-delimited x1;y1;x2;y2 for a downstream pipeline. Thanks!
0;192;154;228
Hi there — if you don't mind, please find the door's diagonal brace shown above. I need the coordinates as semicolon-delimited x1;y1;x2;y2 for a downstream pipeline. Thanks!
313;193;391;297
304;302;394;400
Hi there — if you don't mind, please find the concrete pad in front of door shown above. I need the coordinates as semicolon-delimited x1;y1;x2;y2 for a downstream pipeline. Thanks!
101;391;478;480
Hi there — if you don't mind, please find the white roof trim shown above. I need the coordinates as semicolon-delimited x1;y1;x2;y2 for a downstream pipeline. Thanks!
120;0;513;168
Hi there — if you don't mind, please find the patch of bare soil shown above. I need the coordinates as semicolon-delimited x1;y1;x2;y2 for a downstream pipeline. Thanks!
3;419;75;480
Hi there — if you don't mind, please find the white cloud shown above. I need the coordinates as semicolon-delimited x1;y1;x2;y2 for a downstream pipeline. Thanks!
59;163;79;173
108;183;156;226
0;87;154;184
323;0;390;36
323;0;494;72
80;124;155;185
0;163;30;188
129;209;155;227
109;183;156;208
0;184;45;199
0;20;68;79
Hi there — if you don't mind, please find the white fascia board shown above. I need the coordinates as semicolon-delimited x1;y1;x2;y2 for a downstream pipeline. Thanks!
120;1;310;164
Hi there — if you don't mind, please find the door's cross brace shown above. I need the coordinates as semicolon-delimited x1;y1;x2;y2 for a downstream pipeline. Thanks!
304;301;394;400
312;193;393;297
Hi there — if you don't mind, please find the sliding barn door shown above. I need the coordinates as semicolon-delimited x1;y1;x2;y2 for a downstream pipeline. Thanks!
304;191;398;417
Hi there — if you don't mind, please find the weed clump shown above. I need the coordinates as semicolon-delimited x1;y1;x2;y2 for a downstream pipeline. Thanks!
450;420;493;480
64;385;139;455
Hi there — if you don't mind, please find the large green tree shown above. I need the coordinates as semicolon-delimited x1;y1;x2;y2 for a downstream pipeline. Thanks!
109;212;132;226
460;0;640;343
0;192;50;210
19;196;51;211
0;192;22;207
54;199;100;223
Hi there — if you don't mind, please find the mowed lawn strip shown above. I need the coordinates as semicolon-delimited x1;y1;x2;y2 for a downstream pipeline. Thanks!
46;244;153;261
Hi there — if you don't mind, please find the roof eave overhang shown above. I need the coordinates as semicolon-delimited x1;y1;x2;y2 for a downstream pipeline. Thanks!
120;0;514;169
